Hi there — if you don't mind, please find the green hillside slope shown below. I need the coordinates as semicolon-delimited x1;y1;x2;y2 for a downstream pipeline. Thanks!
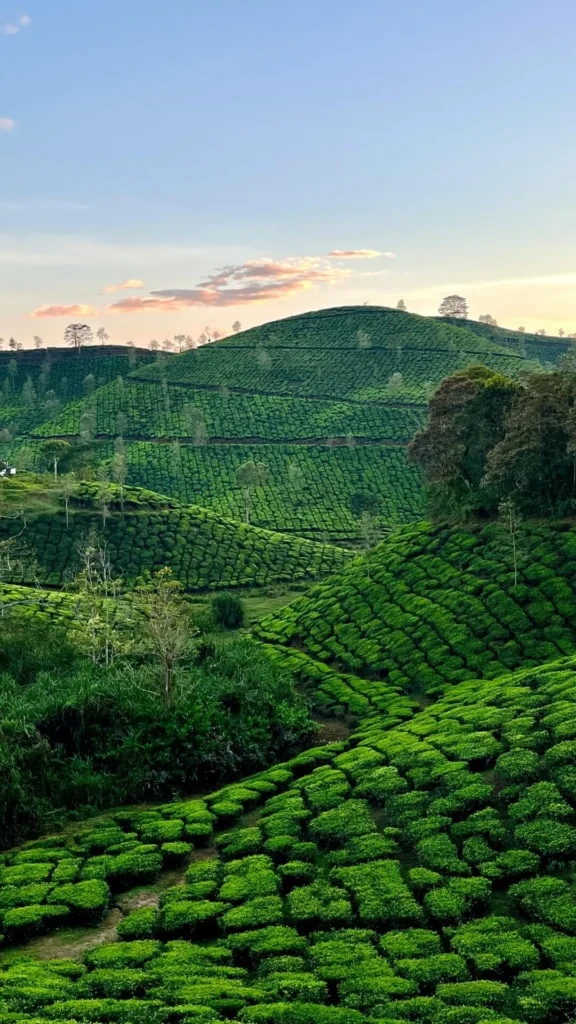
0;478;350;591
5;654;576;1023
18;308;536;542
437;316;571;366
255;519;576;712
0;346;157;437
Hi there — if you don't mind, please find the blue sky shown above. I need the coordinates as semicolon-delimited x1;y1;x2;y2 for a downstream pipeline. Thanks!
1;0;575;345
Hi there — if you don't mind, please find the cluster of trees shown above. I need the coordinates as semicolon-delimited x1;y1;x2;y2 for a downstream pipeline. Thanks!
409;361;576;519
0;320;245;354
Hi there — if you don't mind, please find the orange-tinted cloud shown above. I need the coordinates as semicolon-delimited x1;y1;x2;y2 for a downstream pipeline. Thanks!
103;278;146;294
328;249;395;259
30;303;99;319
108;257;351;313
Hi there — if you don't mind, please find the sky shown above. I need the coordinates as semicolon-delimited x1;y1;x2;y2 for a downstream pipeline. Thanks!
0;0;575;347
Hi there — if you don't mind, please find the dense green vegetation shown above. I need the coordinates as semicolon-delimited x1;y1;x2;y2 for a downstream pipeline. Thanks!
409;363;576;519
32;379;426;442
9;307;540;542
255;518;576;701
6;652;576;1022
0;347;157;437
438;317;571;367
0;617;315;849
0;478;350;590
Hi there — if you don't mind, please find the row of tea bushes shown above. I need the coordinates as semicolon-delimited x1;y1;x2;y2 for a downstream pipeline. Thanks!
32;379;426;443
6;656;576;1021
134;344;527;405
0;483;351;591
255;520;576;693
110;442;423;541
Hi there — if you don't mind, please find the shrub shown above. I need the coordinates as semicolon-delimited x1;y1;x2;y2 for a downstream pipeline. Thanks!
117;907;159;939
159;899;228;938
46;880;110;924
309;800;376;848
211;592;245;630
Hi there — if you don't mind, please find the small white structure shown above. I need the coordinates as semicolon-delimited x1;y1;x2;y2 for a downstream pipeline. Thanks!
0;462;16;478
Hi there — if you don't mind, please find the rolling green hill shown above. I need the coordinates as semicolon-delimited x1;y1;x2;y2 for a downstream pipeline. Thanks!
254;519;576;715
437;316;571;367
11;307;539;542
4;648;576;1023
0;478;350;592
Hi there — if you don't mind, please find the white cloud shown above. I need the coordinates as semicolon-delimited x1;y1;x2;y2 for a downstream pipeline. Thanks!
1;15;31;33
0;118;15;131
20;14;31;25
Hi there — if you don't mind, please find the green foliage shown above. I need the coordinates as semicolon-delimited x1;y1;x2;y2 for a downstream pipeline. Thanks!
211;591;245;629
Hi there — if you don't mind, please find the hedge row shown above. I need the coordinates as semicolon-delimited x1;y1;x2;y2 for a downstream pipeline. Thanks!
6;655;576;1022
32;379;427;442
255;519;576;692
0;483;351;591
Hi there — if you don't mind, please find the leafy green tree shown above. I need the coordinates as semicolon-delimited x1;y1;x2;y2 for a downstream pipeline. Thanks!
479;314;498;326
134;568;198;704
397;299;407;311
40;439;71;481
68;537;128;667
237;461;268;524
83;373;96;397
59;473;77;528
387;371;404;396
409;365;520;518
183;404;207;445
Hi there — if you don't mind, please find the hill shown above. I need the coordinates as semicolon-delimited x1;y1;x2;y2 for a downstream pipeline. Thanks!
12;307;537;542
0;478;350;592
3;649;576;1023
437;316;571;367
0;346;158;438
254;519;576;715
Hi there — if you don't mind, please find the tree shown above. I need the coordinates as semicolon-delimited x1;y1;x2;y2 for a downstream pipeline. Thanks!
83;373;96;397
517;326;525;333
535;328;546;336
22;376;36;407
96;328;109;346
8;337;17;351
64;323;93;350
479;314;498;326
40;439;71;481
0;339;4;351
134;568;198;704
149;339;159;351
236;461;268;524
387;372;404;396
232;321;242;334
79;407;97;443
356;328;372;351
287;462;305;505
438;295;468;319
559;329;565;338
183;404;207;446
59;473;77;528
95;479;113;531
496;499;523;587
33;335;43;349
110;436;127;515
256;348;272;370
174;334;186;352
43;391;61;421
358;510;381;565
69;537;127;667
408;365;520;518
396;299;407;311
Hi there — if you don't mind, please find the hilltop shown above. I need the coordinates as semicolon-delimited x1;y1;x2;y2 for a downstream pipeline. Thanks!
7;307;539;542
0;477;350;592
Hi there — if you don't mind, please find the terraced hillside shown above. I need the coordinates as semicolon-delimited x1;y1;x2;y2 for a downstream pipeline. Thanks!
19;307;536;542
0;346;157;437
438;317;572;367
0;479;350;591
5;654;576;1023
255;520;576;714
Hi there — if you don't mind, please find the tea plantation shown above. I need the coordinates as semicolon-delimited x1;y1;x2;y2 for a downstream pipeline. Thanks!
0;347;157;437
255;519;576;705
5;654;576;1023
0;481;351;591
13;306;542;543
